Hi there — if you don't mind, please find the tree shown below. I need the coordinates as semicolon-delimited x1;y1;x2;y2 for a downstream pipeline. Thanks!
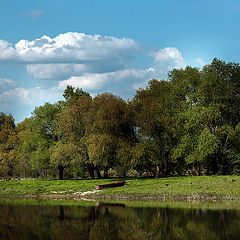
173;106;221;175
2;59;240;179
16;118;35;178
115;141;133;177
57;92;94;178
132;80;178;177
21;102;63;178
50;142;80;180
172;59;240;175
0;113;17;178
63;85;91;100
87;93;135;177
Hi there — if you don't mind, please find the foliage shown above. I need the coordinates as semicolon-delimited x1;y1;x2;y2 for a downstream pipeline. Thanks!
0;113;18;177
1;58;240;179
63;85;91;100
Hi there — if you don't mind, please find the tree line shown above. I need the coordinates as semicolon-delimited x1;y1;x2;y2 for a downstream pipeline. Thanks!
1;59;240;179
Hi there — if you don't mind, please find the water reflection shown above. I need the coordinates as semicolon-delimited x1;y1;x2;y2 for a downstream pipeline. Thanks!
0;202;239;240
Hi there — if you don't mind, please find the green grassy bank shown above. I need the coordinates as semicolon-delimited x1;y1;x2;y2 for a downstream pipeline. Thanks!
0;176;240;201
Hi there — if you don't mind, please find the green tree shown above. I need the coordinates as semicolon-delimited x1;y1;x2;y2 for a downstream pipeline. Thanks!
132;80;178;177
63;85;91;100
20;102;63;178
0;113;17;178
50;142;80;179
87;93;135;177
172;59;240;175
56;93;94;178
16;118;34;178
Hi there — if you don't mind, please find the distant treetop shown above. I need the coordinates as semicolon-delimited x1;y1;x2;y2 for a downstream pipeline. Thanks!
63;85;91;100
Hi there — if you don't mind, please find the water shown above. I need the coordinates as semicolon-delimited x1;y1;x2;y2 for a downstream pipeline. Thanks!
0;201;239;240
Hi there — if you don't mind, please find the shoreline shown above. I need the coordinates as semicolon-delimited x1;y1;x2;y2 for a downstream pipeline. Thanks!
1;192;240;211
2;192;239;202
0;176;239;204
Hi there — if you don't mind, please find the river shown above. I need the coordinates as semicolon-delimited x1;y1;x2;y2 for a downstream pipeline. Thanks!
0;200;239;239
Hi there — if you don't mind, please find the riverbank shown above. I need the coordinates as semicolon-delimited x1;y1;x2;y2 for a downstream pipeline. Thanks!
0;175;240;202
1;196;240;210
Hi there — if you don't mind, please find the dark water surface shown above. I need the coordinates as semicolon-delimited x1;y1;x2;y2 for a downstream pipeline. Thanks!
0;201;239;240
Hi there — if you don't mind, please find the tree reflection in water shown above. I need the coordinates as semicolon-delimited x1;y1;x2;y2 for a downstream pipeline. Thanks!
0;202;239;240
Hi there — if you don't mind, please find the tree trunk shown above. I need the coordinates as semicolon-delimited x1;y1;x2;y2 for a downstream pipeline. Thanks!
156;164;162;178
165;160;169;177
87;164;95;179
23;166;26;178
35;171;40;178
221;153;229;175
206;165;210;175
96;166;101;178
197;163;202;176
103;167;108;178
58;165;64;180
7;163;13;178
221;160;228;175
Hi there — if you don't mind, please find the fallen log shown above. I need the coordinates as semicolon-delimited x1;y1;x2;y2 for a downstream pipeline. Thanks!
95;180;125;190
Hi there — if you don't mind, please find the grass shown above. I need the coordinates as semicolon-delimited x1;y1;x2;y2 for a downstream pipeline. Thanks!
104;175;240;195
0;175;240;201
0;178;118;195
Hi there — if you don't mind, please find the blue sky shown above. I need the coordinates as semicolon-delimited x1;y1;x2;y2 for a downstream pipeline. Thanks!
0;0;240;122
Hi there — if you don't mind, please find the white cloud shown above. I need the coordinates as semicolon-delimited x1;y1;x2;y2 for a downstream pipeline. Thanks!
0;87;61;108
26;64;87;79
151;47;186;74
26;60;124;79
55;47;187;95
0;32;190;122
58;68;156;91
0;33;186;84
25;45;186;82
0;78;17;92
0;40;16;61
0;86;63;122
0;32;138;65
23;9;45;19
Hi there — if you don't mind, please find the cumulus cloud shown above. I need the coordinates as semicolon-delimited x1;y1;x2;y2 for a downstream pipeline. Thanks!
26;60;124;79
151;47;186;74
5;66;150;116
57;68;156;91
0;32;190;122
0;86;63;121
0;32;138;65
26;64;87;79
55;47;186;94
0;33;186;83
0;40;16;61
0;87;61;108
